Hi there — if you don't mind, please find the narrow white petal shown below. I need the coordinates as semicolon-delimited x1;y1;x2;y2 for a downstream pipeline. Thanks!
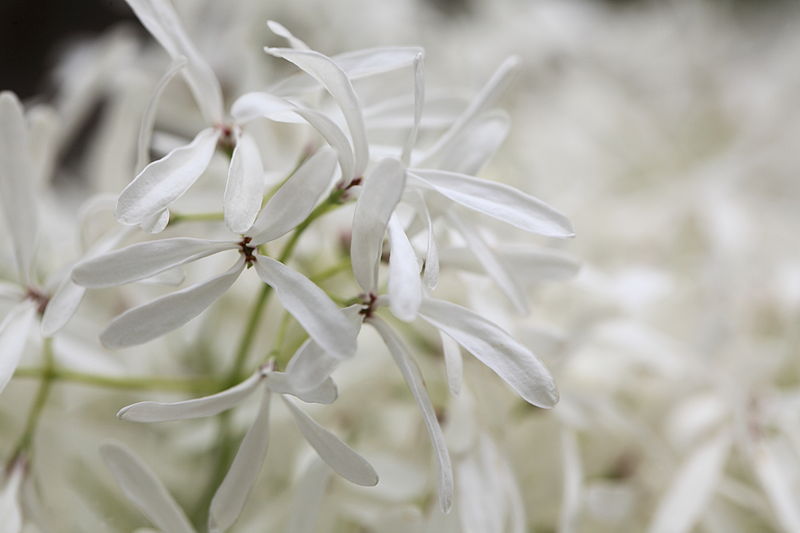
401;52;425;167
140;208;170;234
229;92;302;124
225;131;265;233
266;20;310;50
290;106;355;184
265;48;369;178
409;169;574;238
125;0;223;123
248;147;337;244
118;372;261;422
40;278;85;337
268;371;338;405
209;388;271;533
387;215;421;322
137;57;187;172
418;56;519;166
559;428;583;533
440;331;462;397
350;159;407;292
434;110;509;176
283;395;378;486
271;47;423;96
419;298;559;408
0;302;36;394
0;459;25;533
100;257;244;348
100;442;196;533
439;246;580;284
407;191;439;290
285;459;331;533
116;127;220;225
0;92;38;285
253;255;358;359
73;238;237;288
753;438;800;533
647;432;730;533
448;211;528;314
369;317;453;512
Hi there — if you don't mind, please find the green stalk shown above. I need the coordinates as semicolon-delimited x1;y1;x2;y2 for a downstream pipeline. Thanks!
13;367;218;393
11;338;55;459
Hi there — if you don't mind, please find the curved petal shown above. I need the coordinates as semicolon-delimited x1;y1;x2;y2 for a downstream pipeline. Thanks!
0;302;36;394
40;279;85;338
209;388;271;533
248;147;337;244
253;255;358;360
440;331;462;397
118;372;262;422
387;215;421;322
73;238;237;288
350;158;406;292
407;191;439;290
283;396;378;487
419;297;559;408
290;106;355;184
400;52;425;167
408;169;574;238
369;317;453;512
100;442;196;533
0;92;38;285
225;131;265;233
433;110;509;176
116;127;220;225
266;20;310;50
230;92;302;124
100;257;244;348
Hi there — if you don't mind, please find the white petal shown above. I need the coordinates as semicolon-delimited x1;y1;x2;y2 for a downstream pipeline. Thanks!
271;47;423;96
0;302;36;394
100;257;244;348
229;92;302;124
408;169;574;238
283;395;378;486
0;458;25;533
137;57;187;172
447;210;528;314
401;52;425;167
419;297;559;408
253;255;358;360
140;209;171;234
248;147;337;244
40;278;85;338
118;372;261;422
285;459;331;533
440;331;462;397
387;215;421;322
418;56;519;166
433;110;509;176
407;191;439;290
647;432;730;533
73;238;236;288
225;131;265;233
350;159;407;292
268;371;338;405
559;428;583;533
289;106;355;185
209;388;271;533
265;48;369;178
0;92;38;285
369;317;453;512
753;437;800;533
116;127;220;225
125;0;223;123
266;20;310;50
100;442;196;533
439;245;580;284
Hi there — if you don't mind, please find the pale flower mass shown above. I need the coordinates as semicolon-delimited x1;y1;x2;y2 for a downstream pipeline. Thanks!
1;0;799;531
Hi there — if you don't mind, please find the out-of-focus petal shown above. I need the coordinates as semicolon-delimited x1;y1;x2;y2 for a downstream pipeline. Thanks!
387;215;421;322
116;127;220;225
266;21;310;50
290;106;354;184
440;331;462;397
100;256;244;348
0;458;26;533
0;302;36;394
136;57;187;172
284;459;331;533
433;110;509;176
225;131;265;233
230;92;302;124
401;52;425;167
100;441;196;533
419;297;559;408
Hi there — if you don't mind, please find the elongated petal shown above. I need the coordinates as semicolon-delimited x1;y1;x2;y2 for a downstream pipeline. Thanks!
40;279;85;338
140;208;171;234
73;238;237;288
118;372;261;422
439;245;580;284
387;215;421;321
290;106;354;184
408;169;574;238
369;317;453;512
647;432;730;533
434;110;509;176
401;52;425;167
350;159;407;292
0;92;38;285
753;438;800;533
0;302;36;394
0;458;25;533
440;331;462;397
248;147;337;244
266;21;310;50
229;92;302;124
253;255;357;359
116;127;220;225
209;388;271;533
267;371;338;405
126;0;223;123
285;459;331;533
271;47;424;96
265;48;369;178
137;57;187;172
559;428;583;533
419;297;558;408
100;442;196;533
100;257;244;348
448;210;528;314
283;396;378;486
407;191;439;289
225;131;265;233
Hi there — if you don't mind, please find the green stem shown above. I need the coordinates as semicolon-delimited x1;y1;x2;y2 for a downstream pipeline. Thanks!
12;338;55;459
168;211;224;226
13;367;218;393
309;258;351;284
